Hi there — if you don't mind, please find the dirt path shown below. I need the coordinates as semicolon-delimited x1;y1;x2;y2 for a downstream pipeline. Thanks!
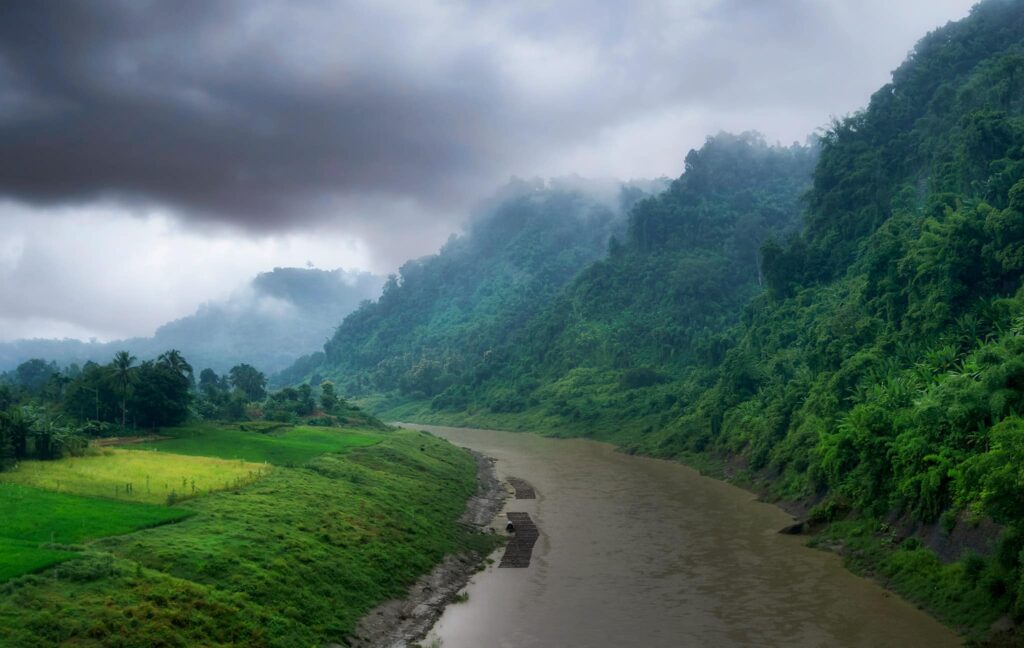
92;435;170;446
343;449;506;648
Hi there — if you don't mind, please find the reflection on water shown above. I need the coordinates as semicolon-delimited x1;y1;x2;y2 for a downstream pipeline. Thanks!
404;424;962;648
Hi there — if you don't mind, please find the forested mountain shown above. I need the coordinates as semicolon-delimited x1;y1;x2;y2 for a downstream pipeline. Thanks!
274;178;665;390
290;0;1024;632
426;133;816;414
0;267;382;375
657;0;1024;517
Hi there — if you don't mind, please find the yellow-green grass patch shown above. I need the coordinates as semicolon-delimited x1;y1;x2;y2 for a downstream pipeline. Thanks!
0;448;269;505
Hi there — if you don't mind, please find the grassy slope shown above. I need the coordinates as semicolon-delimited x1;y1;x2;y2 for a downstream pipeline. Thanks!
0;427;491;647
0;540;78;582
0;484;190;581
137;422;380;465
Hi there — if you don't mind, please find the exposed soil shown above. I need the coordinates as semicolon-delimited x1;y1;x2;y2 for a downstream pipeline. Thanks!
892;509;1003;564
344;450;506;648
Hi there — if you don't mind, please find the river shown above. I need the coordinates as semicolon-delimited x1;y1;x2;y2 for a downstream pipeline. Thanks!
404;424;962;648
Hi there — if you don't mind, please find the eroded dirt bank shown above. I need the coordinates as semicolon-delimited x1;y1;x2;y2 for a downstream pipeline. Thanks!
343;449;506;648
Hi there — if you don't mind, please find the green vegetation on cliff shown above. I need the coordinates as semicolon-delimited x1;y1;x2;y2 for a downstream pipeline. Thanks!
306;0;1024;637
275;178;664;394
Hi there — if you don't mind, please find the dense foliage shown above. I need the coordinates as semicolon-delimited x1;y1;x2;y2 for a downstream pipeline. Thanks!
1;348;381;472
302;0;1024;634
0;351;194;468
276;178;664;394
431;132;816;414
666;0;1024;529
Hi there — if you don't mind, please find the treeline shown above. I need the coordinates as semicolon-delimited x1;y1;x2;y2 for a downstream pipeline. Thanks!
1;351;376;470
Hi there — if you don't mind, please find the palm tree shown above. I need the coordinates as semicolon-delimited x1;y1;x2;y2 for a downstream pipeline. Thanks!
158;349;194;383
111;351;137;429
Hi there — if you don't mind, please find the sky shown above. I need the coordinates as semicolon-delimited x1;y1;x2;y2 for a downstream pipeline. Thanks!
0;0;978;342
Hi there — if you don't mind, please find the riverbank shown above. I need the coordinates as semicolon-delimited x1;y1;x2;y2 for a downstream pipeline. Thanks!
0;425;491;647
379;413;1003;644
347;450;506;648
410;424;963;648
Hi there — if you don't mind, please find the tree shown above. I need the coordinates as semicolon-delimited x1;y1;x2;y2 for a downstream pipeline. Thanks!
131;361;192;428
229;364;267;402
0;408;28;469
297;383;315;415
158;349;194;384
15;358;57;393
320;380;339;412
198;368;222;397
110;351;137;429
959;419;1024;523
63;361;114;423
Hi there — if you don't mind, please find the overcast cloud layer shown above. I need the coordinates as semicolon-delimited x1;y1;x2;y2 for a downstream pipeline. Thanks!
0;0;977;341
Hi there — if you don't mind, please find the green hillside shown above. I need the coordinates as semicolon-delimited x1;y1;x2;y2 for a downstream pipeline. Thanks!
301;0;1024;638
428;132;816;416
275;178;663;393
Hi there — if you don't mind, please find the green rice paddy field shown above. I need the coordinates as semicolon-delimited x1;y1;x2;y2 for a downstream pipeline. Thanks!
0;422;489;647
0;484;191;580
136;422;381;465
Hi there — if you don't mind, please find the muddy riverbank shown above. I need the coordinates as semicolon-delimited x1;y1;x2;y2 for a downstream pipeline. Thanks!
346;449;507;648
411;424;963;648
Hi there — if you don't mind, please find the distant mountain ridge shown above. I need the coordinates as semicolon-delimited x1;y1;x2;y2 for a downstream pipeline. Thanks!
272;177;667;389
0;267;383;374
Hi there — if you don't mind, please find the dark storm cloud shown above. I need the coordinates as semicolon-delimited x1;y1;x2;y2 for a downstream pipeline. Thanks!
0;0;979;342
0;1;515;226
0;0;975;234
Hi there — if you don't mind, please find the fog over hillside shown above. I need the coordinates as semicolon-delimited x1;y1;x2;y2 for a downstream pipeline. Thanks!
0;267;382;374
6;2;1019;647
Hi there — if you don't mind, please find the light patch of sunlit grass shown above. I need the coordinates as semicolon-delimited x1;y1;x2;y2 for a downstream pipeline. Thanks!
0;448;270;505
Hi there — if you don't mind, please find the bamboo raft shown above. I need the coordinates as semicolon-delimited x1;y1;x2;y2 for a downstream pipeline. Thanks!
507;477;536;499
500;512;539;568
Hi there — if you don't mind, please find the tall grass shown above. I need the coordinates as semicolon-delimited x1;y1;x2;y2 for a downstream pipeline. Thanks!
1;448;269;505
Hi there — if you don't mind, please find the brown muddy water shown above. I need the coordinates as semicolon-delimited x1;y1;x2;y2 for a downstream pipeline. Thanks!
404;424;962;648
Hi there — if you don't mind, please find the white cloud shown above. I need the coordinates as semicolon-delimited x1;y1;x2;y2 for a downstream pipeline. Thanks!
0;0;980;341
0;201;373;341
